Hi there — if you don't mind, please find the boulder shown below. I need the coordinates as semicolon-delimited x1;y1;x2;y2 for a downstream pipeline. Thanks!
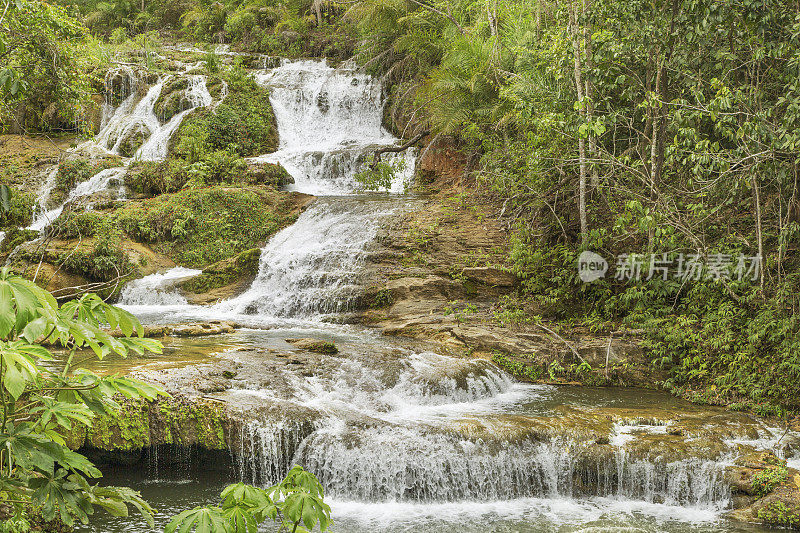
286;338;339;355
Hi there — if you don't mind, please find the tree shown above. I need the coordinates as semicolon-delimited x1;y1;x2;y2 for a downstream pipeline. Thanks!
0;0;95;133
0;267;166;529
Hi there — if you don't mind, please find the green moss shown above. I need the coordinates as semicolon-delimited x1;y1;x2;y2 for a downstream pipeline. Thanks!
0;228;38;253
154;77;190;121
87;401;151;451
305;341;339;355
118;127;148;158
114;185;302;267
158;401;227;450
371;287;393;308
181;247;261;293
758;501;800;527
79;399;227;452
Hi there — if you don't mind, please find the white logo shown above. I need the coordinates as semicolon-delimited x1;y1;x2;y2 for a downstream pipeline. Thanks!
578;251;608;282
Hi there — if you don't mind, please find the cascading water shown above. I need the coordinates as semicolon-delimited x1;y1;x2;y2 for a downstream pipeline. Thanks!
249;60;416;195
215;197;398;318
84;60;779;533
136;75;212;161
118;266;203;306
28;70;215;233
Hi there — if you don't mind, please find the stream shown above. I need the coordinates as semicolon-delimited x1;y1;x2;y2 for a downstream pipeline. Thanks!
39;58;791;532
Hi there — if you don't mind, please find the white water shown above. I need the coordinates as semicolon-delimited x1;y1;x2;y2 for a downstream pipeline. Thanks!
214;197;398;318
136;76;212;161
118;267;203;306
250;60;416;195
29;166;128;231
27;71;215;233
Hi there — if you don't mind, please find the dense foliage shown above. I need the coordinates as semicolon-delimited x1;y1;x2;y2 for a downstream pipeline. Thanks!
0;0;99;133
345;0;800;411
0;268;164;529
167;465;332;533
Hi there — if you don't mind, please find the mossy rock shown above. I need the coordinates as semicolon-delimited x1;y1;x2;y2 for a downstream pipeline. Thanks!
154;77;191;122
180;247;262;294
286;338;339;355
113;186;313;267
117;126;149;158
1;228;39;254
75;397;228;453
247;162;294;187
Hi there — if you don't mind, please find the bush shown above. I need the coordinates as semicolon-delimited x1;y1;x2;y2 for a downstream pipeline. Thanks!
752;464;789;497
0;187;35;227
174;65;278;159
50;210;104;239
126;160;190;195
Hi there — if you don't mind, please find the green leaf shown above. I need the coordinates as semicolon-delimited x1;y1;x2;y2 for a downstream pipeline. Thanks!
166;507;231;533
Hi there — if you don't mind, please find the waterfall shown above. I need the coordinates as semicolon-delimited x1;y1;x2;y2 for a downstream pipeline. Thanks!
215;197;399;318
229;351;731;509
28;70;215;233
249;60;416;195
29;167;128;231
118;267;203;306
136;75;212;161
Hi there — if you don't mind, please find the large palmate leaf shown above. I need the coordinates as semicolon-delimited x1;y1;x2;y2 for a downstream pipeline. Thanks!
0;340;51;399
166;506;232;533
0;267;57;339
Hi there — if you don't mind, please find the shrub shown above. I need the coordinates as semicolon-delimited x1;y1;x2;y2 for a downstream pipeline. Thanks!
126;160;190;195
0;187;35;227
753;464;789;497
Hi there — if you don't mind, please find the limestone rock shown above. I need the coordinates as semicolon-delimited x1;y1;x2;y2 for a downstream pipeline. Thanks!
169;321;236;337
286;338;339;354
461;266;517;287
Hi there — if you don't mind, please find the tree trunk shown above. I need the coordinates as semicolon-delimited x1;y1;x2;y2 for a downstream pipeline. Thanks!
752;173;765;292
570;2;589;244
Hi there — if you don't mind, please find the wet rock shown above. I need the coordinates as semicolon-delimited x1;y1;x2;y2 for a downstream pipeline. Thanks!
181;249;262;304
117;125;149;157
727;466;759;495
169;321;236;337
460;266;517;287
286;338;339;354
246;162;295;187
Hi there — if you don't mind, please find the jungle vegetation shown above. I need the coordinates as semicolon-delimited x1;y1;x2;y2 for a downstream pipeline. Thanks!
2;0;800;410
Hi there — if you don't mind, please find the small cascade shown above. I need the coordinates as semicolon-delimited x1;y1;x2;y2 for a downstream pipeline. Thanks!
29;167;128;231
136;75;212;161
98;78;165;155
229;351;731;509
233;419;316;486
118;267;203;306
250;60;416;195
215;198;398;318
